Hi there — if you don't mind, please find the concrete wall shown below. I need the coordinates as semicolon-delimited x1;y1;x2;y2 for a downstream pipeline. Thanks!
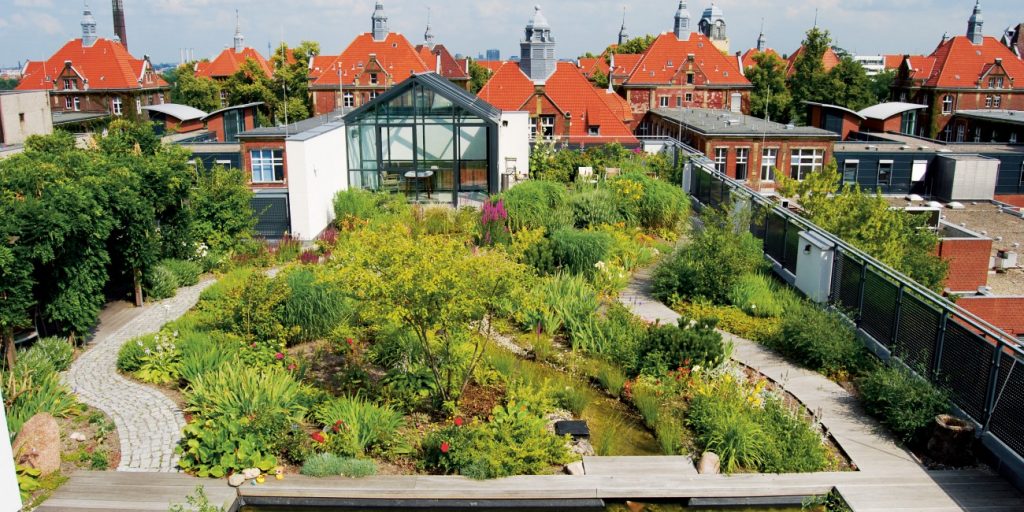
0;91;52;145
285;123;348;241
958;296;1024;337
498;111;531;184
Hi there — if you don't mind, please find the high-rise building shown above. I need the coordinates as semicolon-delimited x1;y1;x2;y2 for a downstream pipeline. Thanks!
485;49;501;61
112;0;128;49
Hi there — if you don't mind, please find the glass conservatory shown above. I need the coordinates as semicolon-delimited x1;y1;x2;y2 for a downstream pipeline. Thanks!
344;73;502;206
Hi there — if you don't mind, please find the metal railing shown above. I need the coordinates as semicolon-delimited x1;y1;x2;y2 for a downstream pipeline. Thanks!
664;139;1024;480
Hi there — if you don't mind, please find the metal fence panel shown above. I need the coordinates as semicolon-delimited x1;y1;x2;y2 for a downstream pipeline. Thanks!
764;213;786;264
894;292;941;377
750;202;767;240
939;321;995;422
987;352;1024;457
861;269;899;347
832;251;863;313
783;221;800;274
709;175;724;207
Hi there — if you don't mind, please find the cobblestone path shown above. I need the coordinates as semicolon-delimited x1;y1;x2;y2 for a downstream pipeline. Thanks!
63;280;214;472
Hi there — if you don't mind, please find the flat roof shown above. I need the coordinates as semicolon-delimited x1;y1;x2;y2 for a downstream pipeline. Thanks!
52;111;110;125
237;110;349;139
954;110;1024;127
859;132;1024;155
652;108;839;138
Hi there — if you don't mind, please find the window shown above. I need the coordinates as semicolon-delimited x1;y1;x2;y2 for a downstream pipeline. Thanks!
588;126;600;136
659;96;669;108
956;123;965;142
685;92;693;102
735;148;749;181
899;91;907;102
942;94;953;114
985;95;993;108
369;91;379;100
760;148;777;181
878;160;893;186
994;95;1002;109
343;92;354;107
989;77;1004;89
369;73;379;85
220;91;228;107
530;121;538;140
250;149;284;183
842;160;859;183
676;96;682;108
136;98;142;114
790;148;823;180
158;93;165;104
64;97;73;110
63;79;72;90
714;147;728;173
974;127;981;143
1011;132;1018;144
943;124;953;142
686;72;694;85
73;97;81;111
540;115;555;139
18;113;25;122
112;97;122;116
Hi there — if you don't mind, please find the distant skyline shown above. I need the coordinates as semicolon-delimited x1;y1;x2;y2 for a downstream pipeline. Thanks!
0;0;1021;67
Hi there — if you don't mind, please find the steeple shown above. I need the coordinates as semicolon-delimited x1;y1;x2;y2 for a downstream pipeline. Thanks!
81;2;98;47
967;0;984;45
756;19;766;52
673;1;691;41
618;7;629;46
425;7;435;48
233;10;245;53
520;5;557;82
372;1;389;41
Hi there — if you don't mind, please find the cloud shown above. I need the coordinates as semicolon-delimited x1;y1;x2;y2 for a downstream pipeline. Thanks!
13;0;52;6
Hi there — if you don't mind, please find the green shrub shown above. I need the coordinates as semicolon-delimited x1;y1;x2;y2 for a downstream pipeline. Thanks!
116;334;157;373
300;454;377;478
759;397;833;473
570;187;624;228
767;302;864;378
594;362;627;398
631;386;660;429
524;273;599;338
160;259;203;287
522;235;556;275
314;396;406;457
550;228;612;276
552;386;590;417
655;418;686;456
610;172;688;230
134;332;181;385
333;189;380;221
638;317;728;376
673;300;781;343
2;367;78;437
280;268;351;344
176;417;277;478
178;332;236;384
144;263;179;300
13;347;56;377
857;364;949;445
596;304;649;372
728;273;783;318
500;181;571;233
198;267;255;304
32;337;74;372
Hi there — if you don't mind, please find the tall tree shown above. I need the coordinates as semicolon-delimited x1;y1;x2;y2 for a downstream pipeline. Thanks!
589;68;610;89
468;60;493;94
869;69;895;104
224;59;277;123
607;35;657;55
825;56;876;112
271;41;319;122
747;52;792;123
787;27;832;123
170;64;221;112
1;77;20;90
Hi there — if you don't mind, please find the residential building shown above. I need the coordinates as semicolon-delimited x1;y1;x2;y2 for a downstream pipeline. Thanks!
950;109;1024;144
644;108;838;191
892;2;1024;139
1002;23;1023;58
194;13;273;84
16;5;169;121
785;45;841;77
0;91;53;147
308;2;469;116
740;28;780;71
621;2;751;121
697;3;729;54
477;6;637;147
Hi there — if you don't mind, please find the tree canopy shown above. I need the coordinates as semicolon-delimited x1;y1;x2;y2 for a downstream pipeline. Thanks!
747;52;793;123
787;27;833;123
170;65;221;112
607;35;657;55
468;60;493;94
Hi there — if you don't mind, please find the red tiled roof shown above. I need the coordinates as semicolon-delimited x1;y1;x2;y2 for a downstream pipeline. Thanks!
311;32;430;88
740;48;780;70
625;33;749;86
597;89;633;124
920;36;1024;88
478;61;637;143
610;54;642;77
195;47;272;79
308;55;337;81
578;57;610;77
475;60;506;73
17;38;167;91
785;45;841;76
883;54;916;70
415;44;469;80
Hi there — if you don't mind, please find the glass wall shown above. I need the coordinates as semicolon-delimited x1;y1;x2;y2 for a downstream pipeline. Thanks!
346;84;493;206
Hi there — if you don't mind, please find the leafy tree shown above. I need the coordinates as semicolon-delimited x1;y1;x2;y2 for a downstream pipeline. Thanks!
223;59;277;120
271;41;319;122
468;60;493;94
188;165;255;253
787;27;832;123
607;35;657;55
589;68;610;89
778;162;948;290
869;69;895;104
747;52;792;123
824;56;876;112
0;231;35;368
170;65;221;112
0;77;19;90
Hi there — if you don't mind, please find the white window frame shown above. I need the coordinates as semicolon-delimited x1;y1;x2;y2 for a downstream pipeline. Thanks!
1011;132;1018;144
760;148;777;182
735;147;749;180
369;91;379;100
659;96;669;108
587;126;600;136
63;79;72;90
942;94;953;114
878;160;894;186
842;160;859;183
685;92;693;102
73;97;81;111
158;93;165;104
985;95;993;108
250;149;284;183
714;147;728;173
220;90;228;108
136;98;142;114
956;124;965;142
676;96;682;108
974;127;981;143
993;95;1002;109
112;97;123;116
64;96;73;110
790;148;823;181
343;92;355;107
369;73;379;85
540;115;556;139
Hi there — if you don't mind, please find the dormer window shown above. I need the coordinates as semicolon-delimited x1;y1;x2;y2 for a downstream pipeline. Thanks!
63;79;73;90
942;94;953;114
666;60;674;68
686;72;694;85
370;73;379;85
588;126;600;136
989;77;1004;89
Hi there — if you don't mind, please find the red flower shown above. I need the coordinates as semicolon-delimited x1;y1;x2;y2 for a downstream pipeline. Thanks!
287;363;297;371
275;352;285;360
453;417;464;427
251;342;258;348
346;338;354;347
440;441;450;454
310;432;326;444
332;420;344;433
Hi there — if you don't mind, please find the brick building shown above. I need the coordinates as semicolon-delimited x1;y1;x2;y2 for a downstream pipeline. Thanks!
308;2;469;115
194;13;273;85
740;29;780;71
892;2;1024;139
16;6;168;121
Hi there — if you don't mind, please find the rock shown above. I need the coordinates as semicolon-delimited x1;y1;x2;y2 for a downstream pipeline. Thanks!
69;432;88;442
697;451;720;475
228;473;246;487
12;413;61;476
571;439;595;457
564;461;585;475
625;501;646;512
242;467;261;480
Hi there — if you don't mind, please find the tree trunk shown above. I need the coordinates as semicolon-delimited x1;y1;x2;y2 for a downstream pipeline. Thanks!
2;326;15;370
133;267;144;307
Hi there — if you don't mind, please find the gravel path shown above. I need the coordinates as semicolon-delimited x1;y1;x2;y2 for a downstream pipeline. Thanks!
63;280;214;472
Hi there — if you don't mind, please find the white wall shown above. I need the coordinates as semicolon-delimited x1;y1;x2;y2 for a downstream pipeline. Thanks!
498;111;531;184
285;122;348;241
0;387;23;512
0;91;53;146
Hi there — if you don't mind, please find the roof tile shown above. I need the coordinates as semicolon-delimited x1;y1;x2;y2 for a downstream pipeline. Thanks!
17;38;167;91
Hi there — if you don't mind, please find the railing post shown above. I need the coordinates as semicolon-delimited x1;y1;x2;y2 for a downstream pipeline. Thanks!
856;263;868;325
983;341;1003;434
890;284;904;352
932;311;948;379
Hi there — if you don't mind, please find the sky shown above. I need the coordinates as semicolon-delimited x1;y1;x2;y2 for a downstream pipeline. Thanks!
0;0;1021;68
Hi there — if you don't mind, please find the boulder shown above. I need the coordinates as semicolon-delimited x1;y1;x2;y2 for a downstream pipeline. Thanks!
228;473;246;487
571;439;595;457
697;451;720;475
13;413;61;476
242;467;261;480
69;432;88;443
564;461;585;475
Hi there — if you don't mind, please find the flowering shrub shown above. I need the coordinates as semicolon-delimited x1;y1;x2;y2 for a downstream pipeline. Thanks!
313;396;405;457
134;331;182;385
479;199;511;246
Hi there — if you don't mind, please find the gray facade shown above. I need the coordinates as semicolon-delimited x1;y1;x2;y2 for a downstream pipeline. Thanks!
372;1;389;41
674;1;691;40
520;5;556;82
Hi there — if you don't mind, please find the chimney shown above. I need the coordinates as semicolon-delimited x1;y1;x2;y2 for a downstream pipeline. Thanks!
112;0;128;50
436;52;442;74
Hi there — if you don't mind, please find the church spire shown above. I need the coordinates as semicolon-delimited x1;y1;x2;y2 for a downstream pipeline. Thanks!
967;0;984;45
233;10;245;52
425;7;435;48
674;1;691;41
618;7;629;46
372;1;389;41
81;2;98;47
520;5;557;82
756;18;766;51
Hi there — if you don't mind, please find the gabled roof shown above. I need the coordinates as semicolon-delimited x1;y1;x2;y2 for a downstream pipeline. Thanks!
624;33;749;87
785;45;841;77
142;103;207;121
740;48;781;70
415;44;469;80
901;54;938;82
195;47;273;79
610;54;643;77
883;54;919;70
918;35;1024;89
344;72;501;124
597;89;634;124
578;58;609;77
475;60;506;73
476;61;537;111
17;38;167;91
308;55;338;82
310;32;430;88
